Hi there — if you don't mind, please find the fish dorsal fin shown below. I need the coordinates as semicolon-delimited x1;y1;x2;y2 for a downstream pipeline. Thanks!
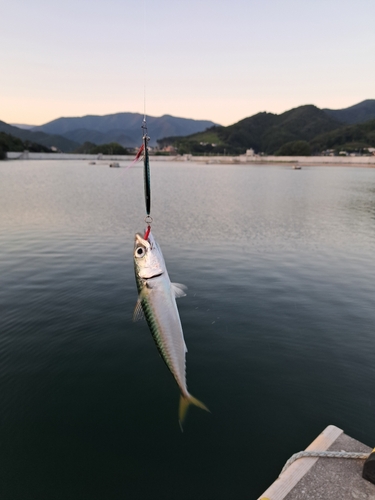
133;299;145;322
171;283;187;298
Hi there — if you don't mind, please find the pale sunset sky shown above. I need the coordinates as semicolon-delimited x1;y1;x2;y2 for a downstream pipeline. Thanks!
1;0;374;126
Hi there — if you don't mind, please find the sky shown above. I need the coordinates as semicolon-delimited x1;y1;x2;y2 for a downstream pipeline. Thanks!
1;0;374;126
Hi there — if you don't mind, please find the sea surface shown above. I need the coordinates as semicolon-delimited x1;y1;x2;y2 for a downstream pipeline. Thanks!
0;159;375;499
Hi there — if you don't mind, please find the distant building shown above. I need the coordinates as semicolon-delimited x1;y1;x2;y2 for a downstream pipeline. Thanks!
246;148;255;156
161;145;177;153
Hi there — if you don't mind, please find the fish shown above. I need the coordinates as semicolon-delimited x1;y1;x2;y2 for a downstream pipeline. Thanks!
133;230;209;429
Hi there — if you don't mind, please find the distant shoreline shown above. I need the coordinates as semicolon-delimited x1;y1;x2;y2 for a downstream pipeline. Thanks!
186;155;375;167
5;151;375;167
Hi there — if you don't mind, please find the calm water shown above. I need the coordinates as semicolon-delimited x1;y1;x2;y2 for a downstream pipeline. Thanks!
0;160;375;499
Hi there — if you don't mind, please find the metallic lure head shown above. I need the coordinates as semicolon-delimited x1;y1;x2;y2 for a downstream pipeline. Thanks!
134;231;166;280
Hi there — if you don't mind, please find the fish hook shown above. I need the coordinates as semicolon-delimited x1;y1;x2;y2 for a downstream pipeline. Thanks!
144;216;153;240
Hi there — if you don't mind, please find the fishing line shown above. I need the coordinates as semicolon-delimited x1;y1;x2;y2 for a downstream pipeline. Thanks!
142;0;147;123
141;0;152;235
121;0;151;237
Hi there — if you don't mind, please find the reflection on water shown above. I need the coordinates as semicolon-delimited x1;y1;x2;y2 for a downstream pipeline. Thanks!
0;160;375;499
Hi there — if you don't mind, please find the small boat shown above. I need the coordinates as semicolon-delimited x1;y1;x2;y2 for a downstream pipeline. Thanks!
89;161;96;165
109;162;120;168
293;164;301;170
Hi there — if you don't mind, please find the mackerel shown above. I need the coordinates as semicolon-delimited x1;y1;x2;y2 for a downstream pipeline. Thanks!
133;231;209;428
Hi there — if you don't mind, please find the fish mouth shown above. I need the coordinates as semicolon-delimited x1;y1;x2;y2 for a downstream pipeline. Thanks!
144;272;163;280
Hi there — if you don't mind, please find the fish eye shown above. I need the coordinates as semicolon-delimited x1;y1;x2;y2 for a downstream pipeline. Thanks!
135;246;146;258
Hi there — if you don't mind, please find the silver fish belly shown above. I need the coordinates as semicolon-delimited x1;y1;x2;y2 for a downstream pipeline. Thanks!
133;231;208;427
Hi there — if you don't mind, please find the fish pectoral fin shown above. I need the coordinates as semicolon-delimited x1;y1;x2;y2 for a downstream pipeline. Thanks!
171;283;187;299
132;299;145;322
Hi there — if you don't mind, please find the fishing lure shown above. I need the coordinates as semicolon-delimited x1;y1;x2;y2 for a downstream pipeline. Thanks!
142;118;151;217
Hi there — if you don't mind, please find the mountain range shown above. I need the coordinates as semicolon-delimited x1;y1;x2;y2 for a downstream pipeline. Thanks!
0;113;217;152
30;113;217;149
2;100;375;155
323;100;375;124
158;100;375;155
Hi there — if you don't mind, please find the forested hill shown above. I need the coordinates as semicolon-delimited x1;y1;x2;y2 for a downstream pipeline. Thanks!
0;131;54;159
158;102;375;155
217;105;341;153
0;121;79;152
310;119;375;152
158;105;343;155
323;100;375;125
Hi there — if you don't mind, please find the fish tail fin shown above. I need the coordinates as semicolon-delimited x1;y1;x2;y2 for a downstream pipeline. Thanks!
179;393;210;431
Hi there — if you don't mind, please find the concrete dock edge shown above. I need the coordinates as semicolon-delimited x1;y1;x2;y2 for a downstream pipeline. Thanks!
258;425;375;500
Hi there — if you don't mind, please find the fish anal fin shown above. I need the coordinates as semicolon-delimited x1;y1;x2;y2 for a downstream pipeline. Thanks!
178;393;210;431
172;283;187;299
